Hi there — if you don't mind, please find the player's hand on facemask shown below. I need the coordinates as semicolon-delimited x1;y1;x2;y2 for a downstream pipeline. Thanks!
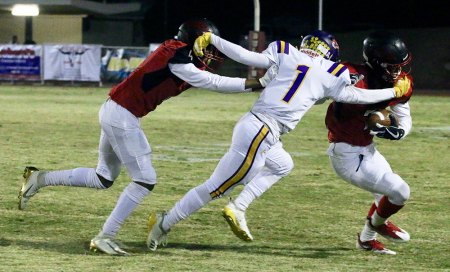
393;76;412;98
193;32;212;57
259;64;279;87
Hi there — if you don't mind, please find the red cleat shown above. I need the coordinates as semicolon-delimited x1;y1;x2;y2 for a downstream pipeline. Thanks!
356;234;396;255
368;218;410;243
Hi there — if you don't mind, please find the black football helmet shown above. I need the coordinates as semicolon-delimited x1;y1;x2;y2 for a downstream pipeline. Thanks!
176;18;223;70
300;30;340;62
363;30;412;83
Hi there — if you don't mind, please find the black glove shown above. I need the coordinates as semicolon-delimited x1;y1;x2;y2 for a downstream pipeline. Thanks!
370;123;405;140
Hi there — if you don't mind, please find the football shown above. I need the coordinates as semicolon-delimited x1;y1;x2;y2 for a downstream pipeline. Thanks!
367;108;392;129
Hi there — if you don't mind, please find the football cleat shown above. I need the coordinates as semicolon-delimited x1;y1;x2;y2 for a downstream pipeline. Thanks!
147;212;170;251
357;234;396;255
90;231;129;256
368;218;410;243
222;200;253;242
18;166;41;210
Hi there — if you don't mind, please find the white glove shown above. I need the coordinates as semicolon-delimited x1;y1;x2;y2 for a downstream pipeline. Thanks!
259;64;279;87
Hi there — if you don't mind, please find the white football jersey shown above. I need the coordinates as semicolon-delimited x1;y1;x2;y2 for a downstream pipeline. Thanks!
251;41;351;132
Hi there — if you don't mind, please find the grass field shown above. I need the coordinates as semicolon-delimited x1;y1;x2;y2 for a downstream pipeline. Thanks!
0;86;449;272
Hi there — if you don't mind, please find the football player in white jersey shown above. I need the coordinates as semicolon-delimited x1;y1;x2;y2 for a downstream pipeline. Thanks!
146;30;412;250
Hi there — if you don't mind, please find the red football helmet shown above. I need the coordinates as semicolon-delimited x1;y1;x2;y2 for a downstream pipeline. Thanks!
176;18;223;70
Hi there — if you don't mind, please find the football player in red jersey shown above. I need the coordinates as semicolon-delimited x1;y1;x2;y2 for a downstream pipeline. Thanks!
18;18;274;256
325;30;413;255
145;29;412;251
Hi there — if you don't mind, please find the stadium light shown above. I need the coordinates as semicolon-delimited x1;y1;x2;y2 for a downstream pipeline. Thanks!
12;4;39;16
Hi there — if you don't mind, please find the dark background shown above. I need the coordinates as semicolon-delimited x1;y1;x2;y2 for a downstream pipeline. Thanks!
138;0;448;43
85;0;449;90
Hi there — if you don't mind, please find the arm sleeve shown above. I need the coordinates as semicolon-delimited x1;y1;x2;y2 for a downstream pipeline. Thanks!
210;34;274;69
169;63;248;92
332;85;396;104
390;102;412;137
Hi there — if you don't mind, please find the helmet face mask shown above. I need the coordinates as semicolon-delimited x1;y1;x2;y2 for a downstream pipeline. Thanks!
381;62;411;82
197;45;224;71
300;30;340;62
176;18;223;71
363;30;412;83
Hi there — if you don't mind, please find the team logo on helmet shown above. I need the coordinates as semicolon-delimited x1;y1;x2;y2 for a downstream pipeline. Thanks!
331;39;339;49
300;30;340;62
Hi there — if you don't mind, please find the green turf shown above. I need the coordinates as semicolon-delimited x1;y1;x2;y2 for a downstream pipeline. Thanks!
0;86;449;271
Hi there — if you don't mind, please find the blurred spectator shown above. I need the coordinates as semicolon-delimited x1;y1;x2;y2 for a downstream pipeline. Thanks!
10;35;18;44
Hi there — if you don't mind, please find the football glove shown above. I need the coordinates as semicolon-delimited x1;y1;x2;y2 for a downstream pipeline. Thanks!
350;73;364;85
393;76;412;98
193;32;212;57
259;64;279;87
370;123;405;140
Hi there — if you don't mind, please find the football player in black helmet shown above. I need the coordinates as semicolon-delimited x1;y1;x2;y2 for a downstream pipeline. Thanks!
325;30;414;254
363;30;412;84
18;18;276;256
176;18;223;70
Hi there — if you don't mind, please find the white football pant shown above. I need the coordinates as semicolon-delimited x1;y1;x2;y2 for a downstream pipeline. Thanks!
327;142;410;206
233;140;294;211
163;112;279;229
97;99;156;185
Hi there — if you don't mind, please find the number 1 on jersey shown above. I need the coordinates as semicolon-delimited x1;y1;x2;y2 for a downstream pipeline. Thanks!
282;65;310;103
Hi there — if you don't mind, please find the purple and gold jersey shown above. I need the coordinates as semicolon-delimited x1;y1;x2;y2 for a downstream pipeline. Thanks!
251;41;350;132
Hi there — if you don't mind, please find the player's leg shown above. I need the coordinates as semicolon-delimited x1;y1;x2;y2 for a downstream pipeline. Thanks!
233;141;293;211
147;113;274;250
224;141;294;241
348;149;410;242
18;125;120;210
328;143;407;254
92;118;156;255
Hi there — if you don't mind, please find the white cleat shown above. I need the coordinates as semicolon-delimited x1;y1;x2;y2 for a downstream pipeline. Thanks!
147;212;170;251
356;233;396;255
18;166;41;210
222;200;253;242
90;231;129;256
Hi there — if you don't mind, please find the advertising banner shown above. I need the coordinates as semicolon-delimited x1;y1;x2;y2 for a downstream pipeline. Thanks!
0;44;42;81
101;46;149;83
43;44;101;81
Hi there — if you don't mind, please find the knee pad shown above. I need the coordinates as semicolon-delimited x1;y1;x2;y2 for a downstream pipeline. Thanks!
383;172;410;205
97;173;114;188
266;153;294;177
133;181;155;191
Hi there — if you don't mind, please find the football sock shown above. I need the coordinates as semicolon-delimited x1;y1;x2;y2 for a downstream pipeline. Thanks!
360;221;377;241
234;169;280;211
370;210;388;226
375;195;403;220
101;182;150;237
163;183;211;231
367;202;377;217
41;168;106;189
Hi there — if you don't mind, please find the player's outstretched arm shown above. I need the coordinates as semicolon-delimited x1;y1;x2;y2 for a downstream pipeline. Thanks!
194;32;272;69
332;75;412;104
335;85;396;104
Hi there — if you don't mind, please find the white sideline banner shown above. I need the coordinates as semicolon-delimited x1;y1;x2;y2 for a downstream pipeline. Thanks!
43;44;101;81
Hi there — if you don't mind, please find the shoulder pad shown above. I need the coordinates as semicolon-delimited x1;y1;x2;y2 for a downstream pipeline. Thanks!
169;46;192;65
327;62;348;77
276;40;290;54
